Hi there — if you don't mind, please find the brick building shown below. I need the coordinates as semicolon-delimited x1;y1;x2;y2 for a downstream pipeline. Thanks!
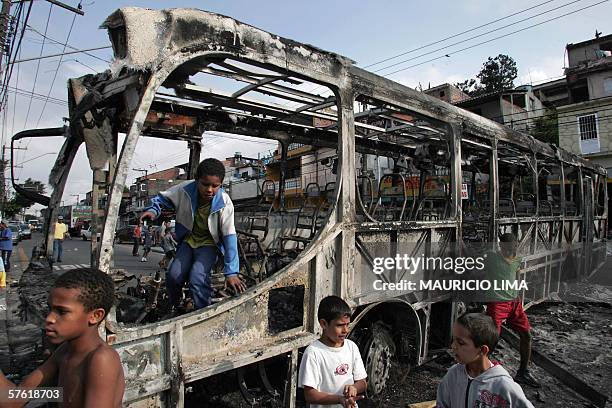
121;165;188;225
423;83;470;104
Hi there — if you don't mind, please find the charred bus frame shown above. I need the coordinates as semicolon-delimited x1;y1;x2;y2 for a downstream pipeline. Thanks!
11;8;607;407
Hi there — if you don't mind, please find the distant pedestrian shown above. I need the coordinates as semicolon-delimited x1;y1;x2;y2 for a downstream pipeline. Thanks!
141;225;153;262
159;226;177;269
132;223;142;256
0;220;13;272
53;216;68;263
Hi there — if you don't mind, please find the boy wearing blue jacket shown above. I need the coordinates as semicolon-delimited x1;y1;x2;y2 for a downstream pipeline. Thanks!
436;313;534;408
140;158;245;310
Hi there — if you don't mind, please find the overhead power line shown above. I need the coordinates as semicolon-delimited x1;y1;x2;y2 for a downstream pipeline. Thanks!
26;24;110;63
374;0;584;74
5;84;67;105
298;0;605;100
35;9;77;127
24;2;52;128
382;0;609;77
10;45;111;65
363;0;559;69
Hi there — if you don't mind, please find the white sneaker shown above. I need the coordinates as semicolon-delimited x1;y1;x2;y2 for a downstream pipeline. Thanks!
141;257;146;262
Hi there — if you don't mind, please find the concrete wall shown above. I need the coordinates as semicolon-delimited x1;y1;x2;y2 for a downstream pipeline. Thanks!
558;97;612;158
568;45;601;67
229;179;259;201
465;99;503;124
500;99;528;132
588;71;612;99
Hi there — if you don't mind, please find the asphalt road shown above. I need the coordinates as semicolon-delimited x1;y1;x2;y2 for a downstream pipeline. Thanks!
11;232;164;278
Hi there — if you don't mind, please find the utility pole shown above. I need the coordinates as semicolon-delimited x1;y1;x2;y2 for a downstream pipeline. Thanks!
0;0;11;73
133;168;148;179
0;144;26;219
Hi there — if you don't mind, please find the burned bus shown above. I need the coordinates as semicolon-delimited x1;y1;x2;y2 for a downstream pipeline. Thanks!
10;7;607;407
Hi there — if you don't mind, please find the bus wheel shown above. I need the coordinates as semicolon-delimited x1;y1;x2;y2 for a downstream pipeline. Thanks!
363;321;396;396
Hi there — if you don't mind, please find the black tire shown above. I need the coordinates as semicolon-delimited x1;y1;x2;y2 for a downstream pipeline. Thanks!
359;321;396;396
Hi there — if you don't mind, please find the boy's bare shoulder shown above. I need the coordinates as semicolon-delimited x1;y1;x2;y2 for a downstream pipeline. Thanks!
88;343;122;371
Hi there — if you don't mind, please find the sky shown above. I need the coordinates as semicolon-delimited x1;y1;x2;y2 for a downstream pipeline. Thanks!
1;0;610;215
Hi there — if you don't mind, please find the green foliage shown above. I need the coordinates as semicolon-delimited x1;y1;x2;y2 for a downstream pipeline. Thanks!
2;199;22;217
2;178;47;216
455;78;479;96
531;109;559;145
477;54;517;93
455;54;518;97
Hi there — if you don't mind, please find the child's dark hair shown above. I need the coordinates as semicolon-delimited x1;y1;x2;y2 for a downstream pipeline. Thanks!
196;158;225;181
53;268;115;319
499;232;517;258
317;295;351;322
456;313;498;351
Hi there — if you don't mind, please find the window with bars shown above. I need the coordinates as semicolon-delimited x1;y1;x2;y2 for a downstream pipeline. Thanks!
578;114;598;141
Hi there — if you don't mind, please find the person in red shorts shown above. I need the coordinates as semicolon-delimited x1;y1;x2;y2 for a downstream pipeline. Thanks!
484;232;540;388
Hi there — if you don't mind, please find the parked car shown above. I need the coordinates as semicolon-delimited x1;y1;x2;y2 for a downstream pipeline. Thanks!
114;225;136;244
81;227;101;241
18;224;31;240
7;225;20;245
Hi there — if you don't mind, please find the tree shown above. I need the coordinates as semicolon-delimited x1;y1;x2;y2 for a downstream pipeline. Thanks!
477;54;517;93
455;54;518;97
2;178;47;217
455;78;479;96
2;199;23;217
531;109;559;145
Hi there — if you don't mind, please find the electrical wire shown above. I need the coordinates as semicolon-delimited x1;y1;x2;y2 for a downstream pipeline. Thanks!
0;0;24;110
9;42;21;137
373;0;584;74
2;0;32;103
25;23;109;63
23;2;52;129
298;0;605;98
382;0;609;77
35;5;78;128
4;85;67;105
363;0;559;69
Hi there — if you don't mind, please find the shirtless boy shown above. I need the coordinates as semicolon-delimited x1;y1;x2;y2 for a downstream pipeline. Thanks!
0;268;124;408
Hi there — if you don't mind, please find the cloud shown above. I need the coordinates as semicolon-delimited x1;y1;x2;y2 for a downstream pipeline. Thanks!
518;55;565;86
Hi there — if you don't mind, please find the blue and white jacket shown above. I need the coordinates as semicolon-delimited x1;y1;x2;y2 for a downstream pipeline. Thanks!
145;181;239;277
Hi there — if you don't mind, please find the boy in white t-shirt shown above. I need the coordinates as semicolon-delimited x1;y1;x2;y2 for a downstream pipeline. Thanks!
298;295;367;408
